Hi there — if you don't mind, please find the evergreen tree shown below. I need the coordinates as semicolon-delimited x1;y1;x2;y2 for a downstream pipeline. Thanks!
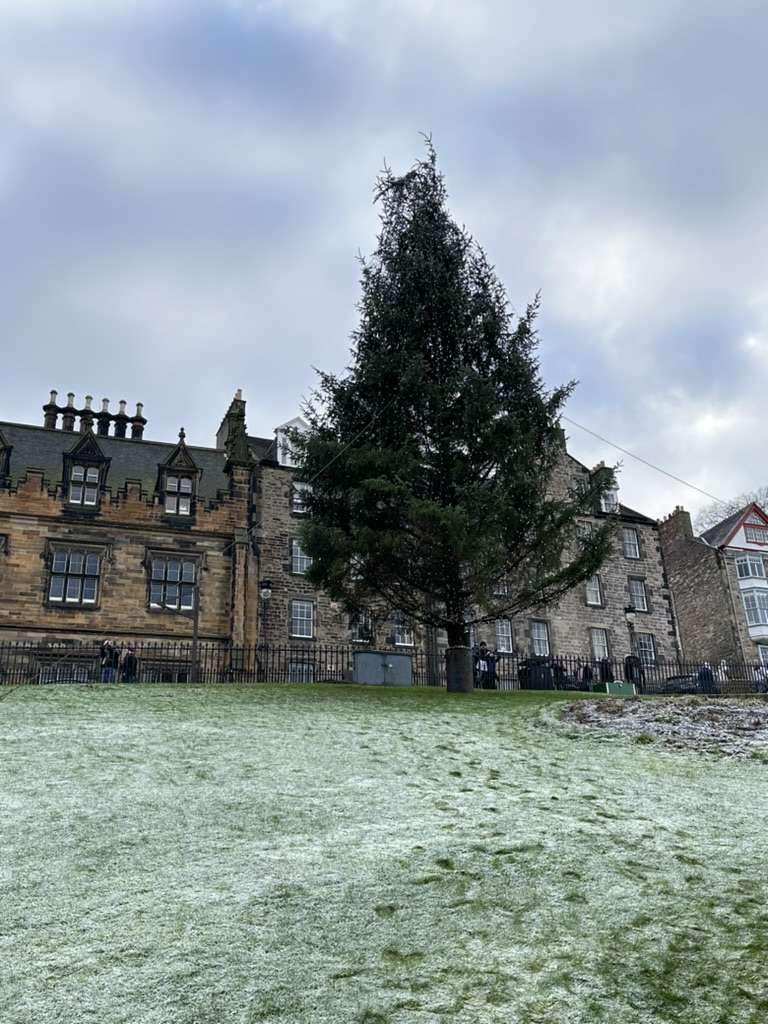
294;142;615;687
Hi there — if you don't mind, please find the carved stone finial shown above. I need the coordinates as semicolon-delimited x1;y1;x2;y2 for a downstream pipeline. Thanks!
179;427;186;441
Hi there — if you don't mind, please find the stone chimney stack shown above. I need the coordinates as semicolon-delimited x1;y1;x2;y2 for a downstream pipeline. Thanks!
659;506;694;546
43;389;59;429
216;389;247;450
79;395;95;433
130;402;146;440
113;399;129;439
97;399;111;436
61;393;77;432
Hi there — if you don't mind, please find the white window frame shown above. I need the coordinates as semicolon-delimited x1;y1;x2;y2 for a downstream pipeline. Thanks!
495;618;513;653
530;620;550;657
745;525;768;545
628;577;648;612
736;555;766;579
290;539;312;575
585;575;602;606
68;464;100;506
759;646;768;668
393;612;414;647
48;548;101;605
590;627;609;660
622;527;640;559
600;488;619;514
290;599;314;638
350;609;373;643
744;590;768;627
164;475;193;516
635;632;656;664
291;481;311;515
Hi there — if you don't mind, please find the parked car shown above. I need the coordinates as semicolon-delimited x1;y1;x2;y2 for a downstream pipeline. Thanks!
659;673;699;696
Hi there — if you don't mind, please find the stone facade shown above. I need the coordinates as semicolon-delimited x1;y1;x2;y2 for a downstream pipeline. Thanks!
659;504;768;664
0;395;259;648
0;390;677;667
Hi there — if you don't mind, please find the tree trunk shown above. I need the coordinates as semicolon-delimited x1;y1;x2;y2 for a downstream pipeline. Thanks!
446;622;473;693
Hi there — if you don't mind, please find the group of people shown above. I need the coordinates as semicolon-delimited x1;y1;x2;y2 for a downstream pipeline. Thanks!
99;639;138;683
472;643;499;689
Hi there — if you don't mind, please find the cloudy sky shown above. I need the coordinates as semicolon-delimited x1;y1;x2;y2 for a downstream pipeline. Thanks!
2;0;766;519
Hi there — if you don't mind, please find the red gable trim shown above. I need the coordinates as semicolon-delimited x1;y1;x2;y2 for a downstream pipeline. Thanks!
722;503;768;548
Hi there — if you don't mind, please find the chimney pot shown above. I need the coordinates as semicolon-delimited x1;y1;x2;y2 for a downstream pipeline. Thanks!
235;388;243;401
101;398;110;413
118;400;127;415
84;395;93;409
135;402;144;417
49;389;58;404
43;389;60;429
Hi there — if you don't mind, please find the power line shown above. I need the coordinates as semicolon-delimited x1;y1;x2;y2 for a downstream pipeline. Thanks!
562;415;727;507
305;395;400;485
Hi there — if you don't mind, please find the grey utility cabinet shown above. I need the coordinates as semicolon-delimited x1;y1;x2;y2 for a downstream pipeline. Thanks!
352;650;412;687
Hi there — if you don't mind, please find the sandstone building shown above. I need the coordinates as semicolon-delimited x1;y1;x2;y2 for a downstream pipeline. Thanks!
0;390;678;669
659;504;768;665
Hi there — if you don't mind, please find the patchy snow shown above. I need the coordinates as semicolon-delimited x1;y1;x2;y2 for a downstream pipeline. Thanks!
562;695;768;757
2;684;768;1023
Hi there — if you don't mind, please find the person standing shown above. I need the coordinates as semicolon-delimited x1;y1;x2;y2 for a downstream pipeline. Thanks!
121;647;138;684
474;643;490;689
100;639;119;683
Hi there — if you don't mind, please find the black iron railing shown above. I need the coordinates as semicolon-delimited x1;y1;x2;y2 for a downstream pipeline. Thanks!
0;639;766;696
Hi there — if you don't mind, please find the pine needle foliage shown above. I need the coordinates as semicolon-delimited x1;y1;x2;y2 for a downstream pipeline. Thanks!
294;142;615;646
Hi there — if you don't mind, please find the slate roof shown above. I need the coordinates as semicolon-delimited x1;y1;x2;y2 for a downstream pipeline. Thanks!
700;505;752;548
0;422;236;501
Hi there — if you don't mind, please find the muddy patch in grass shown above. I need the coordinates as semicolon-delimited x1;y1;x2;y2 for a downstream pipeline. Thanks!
562;695;768;756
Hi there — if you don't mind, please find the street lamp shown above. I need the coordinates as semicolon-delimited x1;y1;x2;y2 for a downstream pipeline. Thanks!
259;579;272;642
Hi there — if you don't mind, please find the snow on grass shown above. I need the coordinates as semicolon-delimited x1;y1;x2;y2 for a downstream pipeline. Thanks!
2;684;768;1023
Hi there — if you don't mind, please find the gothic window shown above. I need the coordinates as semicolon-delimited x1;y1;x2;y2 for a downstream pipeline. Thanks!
149;556;197;610
48;548;101;606
62;434;108;510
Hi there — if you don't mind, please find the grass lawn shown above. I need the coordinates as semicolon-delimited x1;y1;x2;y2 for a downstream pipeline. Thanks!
2;684;768;1023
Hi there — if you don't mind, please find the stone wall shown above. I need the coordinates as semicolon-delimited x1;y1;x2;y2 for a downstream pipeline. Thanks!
657;508;739;661
0;468;254;644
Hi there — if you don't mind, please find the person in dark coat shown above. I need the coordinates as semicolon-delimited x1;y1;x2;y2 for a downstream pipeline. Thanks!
599;657;614;684
100;639;120;683
121;647;138;684
486;648;498;690
474;643;490;689
624;654;645;694
697;662;717;695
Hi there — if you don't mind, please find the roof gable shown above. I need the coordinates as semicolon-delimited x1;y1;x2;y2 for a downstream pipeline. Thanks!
159;428;199;473
66;430;107;462
701;503;768;548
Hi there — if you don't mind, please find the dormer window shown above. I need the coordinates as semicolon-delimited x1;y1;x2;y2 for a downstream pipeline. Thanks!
69;464;100;506
165;475;193;515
